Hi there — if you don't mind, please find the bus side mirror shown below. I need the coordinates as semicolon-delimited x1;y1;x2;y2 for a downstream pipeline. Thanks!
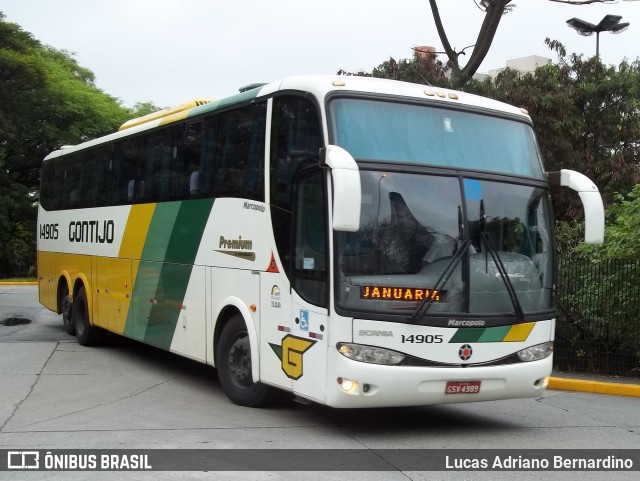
548;169;604;244
320;145;361;232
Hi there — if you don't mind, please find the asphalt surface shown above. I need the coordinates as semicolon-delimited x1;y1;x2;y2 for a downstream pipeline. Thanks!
1;283;639;480
2;281;638;398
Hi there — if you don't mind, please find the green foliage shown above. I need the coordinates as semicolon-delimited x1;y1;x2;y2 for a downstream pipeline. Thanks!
556;187;640;376
576;185;640;261
128;101;164;118
556;254;640;375
339;42;640;224
338;50;450;88
472;40;640;220
0;13;134;277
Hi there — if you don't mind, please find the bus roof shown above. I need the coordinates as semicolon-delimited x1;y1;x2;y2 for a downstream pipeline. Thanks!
119;99;213;131
44;75;531;161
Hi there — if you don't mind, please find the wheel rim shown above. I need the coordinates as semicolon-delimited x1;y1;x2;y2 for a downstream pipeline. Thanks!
227;333;252;389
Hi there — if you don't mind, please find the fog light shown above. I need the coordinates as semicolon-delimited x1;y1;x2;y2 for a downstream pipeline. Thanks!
337;343;404;365
517;342;553;362
337;377;357;393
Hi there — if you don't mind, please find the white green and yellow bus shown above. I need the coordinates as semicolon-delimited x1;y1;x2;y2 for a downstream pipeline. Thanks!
37;76;604;408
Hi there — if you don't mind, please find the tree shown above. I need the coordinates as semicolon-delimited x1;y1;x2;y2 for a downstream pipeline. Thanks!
428;0;638;88
338;48;448;87
577;185;640;260
341;37;640;222
129;101;164;119
0;13;134;277
470;39;640;220
555;184;640;375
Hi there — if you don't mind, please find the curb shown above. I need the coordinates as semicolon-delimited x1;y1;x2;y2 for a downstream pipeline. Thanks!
0;282;38;285
548;377;640;398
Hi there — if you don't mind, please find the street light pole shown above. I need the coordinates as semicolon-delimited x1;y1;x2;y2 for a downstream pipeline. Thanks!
566;14;629;60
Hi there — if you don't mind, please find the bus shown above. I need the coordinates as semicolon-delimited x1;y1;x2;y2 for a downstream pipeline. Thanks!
37;76;604;408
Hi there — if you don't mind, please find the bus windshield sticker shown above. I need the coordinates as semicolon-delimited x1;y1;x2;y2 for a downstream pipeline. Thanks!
463;179;483;201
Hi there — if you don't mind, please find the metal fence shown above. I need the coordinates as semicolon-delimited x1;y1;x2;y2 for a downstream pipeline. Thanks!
555;257;640;378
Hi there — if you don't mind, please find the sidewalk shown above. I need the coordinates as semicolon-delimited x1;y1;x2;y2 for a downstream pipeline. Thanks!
549;371;640;398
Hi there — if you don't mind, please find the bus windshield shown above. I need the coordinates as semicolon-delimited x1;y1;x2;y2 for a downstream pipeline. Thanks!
329;98;544;179
335;171;554;319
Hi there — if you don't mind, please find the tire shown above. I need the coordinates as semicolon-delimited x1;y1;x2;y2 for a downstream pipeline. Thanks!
73;285;105;346
216;314;273;407
62;293;75;335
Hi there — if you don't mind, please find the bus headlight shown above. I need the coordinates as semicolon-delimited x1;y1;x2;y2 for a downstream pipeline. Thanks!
517;342;553;362
337;343;404;365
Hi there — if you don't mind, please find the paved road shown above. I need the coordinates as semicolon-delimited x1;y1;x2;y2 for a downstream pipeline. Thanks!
1;285;639;480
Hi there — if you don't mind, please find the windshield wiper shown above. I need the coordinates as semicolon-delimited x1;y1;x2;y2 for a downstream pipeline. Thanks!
480;199;525;323
411;231;470;322
412;205;468;322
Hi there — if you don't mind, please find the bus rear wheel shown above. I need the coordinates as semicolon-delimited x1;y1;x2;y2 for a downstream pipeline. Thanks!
73;286;105;346
216;314;273;407
61;289;75;335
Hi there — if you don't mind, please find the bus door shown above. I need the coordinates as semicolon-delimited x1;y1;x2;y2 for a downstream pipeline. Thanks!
259;170;329;402
288;170;329;403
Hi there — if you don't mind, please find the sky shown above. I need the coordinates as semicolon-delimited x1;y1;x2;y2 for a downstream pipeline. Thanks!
2;0;639;108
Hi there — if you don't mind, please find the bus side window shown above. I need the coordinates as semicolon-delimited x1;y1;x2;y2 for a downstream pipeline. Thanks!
145;128;176;202
269;95;323;275
213;103;266;201
292;170;327;308
68;154;85;208
119;136;145;202
182;121;206;198
270;96;322;211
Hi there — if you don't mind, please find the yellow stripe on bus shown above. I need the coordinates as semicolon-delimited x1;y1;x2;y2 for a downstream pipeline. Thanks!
119;204;156;260
503;322;535;342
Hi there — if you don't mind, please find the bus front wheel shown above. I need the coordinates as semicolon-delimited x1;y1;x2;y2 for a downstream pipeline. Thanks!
216;314;272;407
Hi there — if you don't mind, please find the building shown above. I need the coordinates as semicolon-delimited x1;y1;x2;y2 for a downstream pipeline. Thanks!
488;55;552;78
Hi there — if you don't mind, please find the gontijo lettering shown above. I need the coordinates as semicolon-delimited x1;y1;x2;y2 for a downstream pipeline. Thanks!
69;220;114;243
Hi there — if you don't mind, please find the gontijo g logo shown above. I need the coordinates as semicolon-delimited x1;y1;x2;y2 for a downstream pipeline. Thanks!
269;335;316;380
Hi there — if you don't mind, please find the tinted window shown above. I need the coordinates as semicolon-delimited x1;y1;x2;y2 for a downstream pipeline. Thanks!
40;102;268;210
330;98;544;179
269;95;322;274
293;170;328;307
214;103;266;200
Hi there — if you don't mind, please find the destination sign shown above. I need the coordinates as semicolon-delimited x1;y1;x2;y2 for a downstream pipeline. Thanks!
360;286;445;302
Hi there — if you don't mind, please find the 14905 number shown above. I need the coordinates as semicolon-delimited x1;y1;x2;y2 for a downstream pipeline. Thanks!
401;334;443;344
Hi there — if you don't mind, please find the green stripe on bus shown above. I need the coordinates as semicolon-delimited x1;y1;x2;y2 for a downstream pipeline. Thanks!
124;199;213;347
449;325;530;343
449;328;484;343
124;202;181;339
189;88;261;119
140;202;182;261
142;199;213;348
478;325;511;342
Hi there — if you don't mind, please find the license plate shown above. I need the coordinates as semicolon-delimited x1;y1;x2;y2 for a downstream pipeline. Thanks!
445;381;481;394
